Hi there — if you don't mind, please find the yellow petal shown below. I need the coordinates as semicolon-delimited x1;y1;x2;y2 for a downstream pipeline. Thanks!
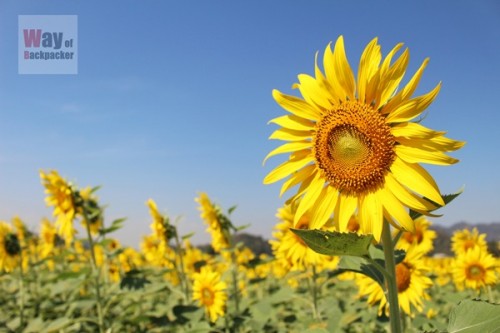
377;46;409;109
263;142;311;165
391;122;445;139
272;89;321;120
296;74;333;110
279;165;315;197
269;127;312;141
382;58;429;114
309;185;338;229
385;173;436;211
268;114;315;131
395;144;459;165
357;37;381;103
334;193;357;232
378;188;415;233
390;158;444;206
294;172;325;226
359;191;383;240
386;83;441;123
263;155;314;184
314;52;342;101
324;36;356;100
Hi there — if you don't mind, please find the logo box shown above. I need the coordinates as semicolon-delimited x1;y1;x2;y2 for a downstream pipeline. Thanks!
18;15;78;74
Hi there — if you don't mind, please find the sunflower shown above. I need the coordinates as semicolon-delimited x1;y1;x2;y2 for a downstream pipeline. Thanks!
395;216;436;254
270;201;338;272
356;244;432;317
0;221;21;272
40;170;77;245
451;228;488;256
192;266;227;322
147;199;167;240
263;36;464;241
195;193;230;252
452;246;497;292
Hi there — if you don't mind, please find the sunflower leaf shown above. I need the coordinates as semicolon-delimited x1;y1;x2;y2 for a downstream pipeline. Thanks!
290;229;373;256
447;299;500;333
410;187;464;220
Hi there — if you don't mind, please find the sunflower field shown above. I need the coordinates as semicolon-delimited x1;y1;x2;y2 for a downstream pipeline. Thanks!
0;170;498;333
2;36;500;333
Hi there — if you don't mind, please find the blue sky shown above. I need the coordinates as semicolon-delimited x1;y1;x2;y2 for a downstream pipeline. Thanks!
1;1;499;246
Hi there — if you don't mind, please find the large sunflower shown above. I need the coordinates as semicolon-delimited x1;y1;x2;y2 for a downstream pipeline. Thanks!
264;36;464;241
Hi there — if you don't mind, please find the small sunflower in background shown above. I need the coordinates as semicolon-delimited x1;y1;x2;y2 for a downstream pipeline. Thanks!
146;198;167;240
355;245;432;317
395;216;436;254
451;227;488;256
264;35;464;241
0;221;21;272
192;266;227;323
270;201;338;272
452;246;497;292
40;170;77;245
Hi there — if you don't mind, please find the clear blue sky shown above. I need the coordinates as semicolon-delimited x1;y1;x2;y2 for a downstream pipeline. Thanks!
1;1;499;246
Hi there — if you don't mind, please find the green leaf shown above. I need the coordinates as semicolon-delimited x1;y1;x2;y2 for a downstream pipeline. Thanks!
23;317;44;333
228;205;238;215
99;218;126;236
181;232;195;240
41;318;71;333
337;256;384;286
120;269;151;290
448;299;500;333
290;229;373;256
410;187;463;220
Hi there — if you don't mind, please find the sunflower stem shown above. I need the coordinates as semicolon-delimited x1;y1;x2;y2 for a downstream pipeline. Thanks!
83;210;105;333
18;251;26;330
381;219;403;333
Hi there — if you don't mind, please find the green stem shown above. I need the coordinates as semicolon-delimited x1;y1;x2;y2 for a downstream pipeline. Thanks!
311;265;320;320
18;252;26;330
230;250;241;314
83;211;105;333
173;231;189;301
381;219;402;333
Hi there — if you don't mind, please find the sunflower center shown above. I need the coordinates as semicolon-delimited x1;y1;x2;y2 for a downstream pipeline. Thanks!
314;100;395;195
5;233;21;256
395;263;412;292
403;230;423;244
201;287;215;306
466;264;485;280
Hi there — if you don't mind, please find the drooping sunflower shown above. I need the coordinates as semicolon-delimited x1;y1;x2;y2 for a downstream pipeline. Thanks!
0;221;21;272
40;170;77;245
146;199;167;240
452;246;497;292
451;228;488;256
356;244;432;317
195;193;230;252
264;36;464;241
192;266;227;322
